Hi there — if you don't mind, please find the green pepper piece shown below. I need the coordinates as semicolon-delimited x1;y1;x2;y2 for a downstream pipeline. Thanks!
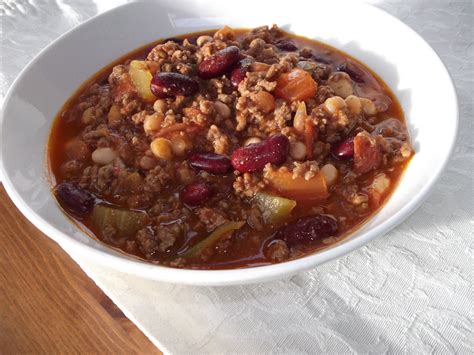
296;60;317;74
253;192;296;224
182;221;245;259
92;204;147;238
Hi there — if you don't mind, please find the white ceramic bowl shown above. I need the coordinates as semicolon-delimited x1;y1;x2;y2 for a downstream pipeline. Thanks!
0;0;458;285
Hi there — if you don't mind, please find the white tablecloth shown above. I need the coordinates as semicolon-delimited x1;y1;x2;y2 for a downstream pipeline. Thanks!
1;1;473;353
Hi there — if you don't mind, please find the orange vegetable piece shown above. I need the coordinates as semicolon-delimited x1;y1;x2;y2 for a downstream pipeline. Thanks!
266;169;328;200
154;123;204;138
274;69;318;101
304;120;316;160
353;132;382;174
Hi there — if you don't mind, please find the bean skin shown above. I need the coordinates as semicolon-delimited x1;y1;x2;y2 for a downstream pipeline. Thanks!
231;134;290;173
230;58;252;87
55;182;95;217
332;137;354;160
189;153;232;174
150;72;199;98
180;182;213;206
198;46;240;79
274;214;338;247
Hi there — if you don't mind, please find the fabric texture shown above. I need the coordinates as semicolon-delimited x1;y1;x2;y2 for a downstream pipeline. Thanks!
1;1;472;353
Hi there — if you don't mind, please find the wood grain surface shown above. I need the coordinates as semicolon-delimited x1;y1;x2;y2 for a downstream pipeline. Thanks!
0;184;161;354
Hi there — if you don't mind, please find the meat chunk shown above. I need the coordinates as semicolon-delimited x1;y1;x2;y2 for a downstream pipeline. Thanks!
108;65;136;102
246;205;264;231
353;131;382;174
207;124;230;154
135;228;160;257
136;224;182;258
266;239;290;262
233;172;267;198
195;208;229;232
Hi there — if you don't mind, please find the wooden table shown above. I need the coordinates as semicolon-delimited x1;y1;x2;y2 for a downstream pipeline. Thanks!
0;185;161;354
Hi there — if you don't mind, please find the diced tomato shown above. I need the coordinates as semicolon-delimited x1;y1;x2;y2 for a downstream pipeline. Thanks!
266;169;328;200
353;132;382;174
274;69;318;101
304;120;316;159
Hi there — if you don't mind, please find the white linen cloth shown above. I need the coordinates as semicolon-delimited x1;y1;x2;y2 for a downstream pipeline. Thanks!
1;1;472;353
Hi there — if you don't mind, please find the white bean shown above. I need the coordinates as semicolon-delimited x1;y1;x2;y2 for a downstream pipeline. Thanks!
345;95;362;115
324;96;346;114
153;99;167;114
244;137;262;146
81;107;94;124
360;98;377;115
108;104;122;124
143;113;163;134
328;72;353;98
289;141;307;160
321;164;338;186
92;147;117;165
150;138;173;160
214;101;231;119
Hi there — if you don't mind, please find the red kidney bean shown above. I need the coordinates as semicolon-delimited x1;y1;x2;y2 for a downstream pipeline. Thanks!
198;46;240;79
230;67;247;87
332;137;354;160
274;214;338;247
180;182;213;206
189;152;232;174
275;39;297;51
55;182;95;216
231;134;289;173
150;72;199;98
230;58;252;87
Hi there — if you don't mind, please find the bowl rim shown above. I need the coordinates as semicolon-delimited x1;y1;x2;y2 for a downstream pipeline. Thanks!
0;1;458;285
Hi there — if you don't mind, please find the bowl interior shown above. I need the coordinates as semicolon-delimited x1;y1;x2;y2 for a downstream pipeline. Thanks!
0;0;457;285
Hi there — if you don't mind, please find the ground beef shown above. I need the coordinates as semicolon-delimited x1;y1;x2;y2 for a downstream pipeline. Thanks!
195;208;229;232
292;161;320;180
135;228;159;257
207;125;230;154
240;25;283;49
246;205;264;231
79;164;116;194
155;224;183;251
136;223;182;258
146;41;197;75
108;65;142;115
50;25;414;269
233;173;267;198
314;85;335;104
59;160;84;181
266;240;290;262
168;257;186;268
82;124;110;143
